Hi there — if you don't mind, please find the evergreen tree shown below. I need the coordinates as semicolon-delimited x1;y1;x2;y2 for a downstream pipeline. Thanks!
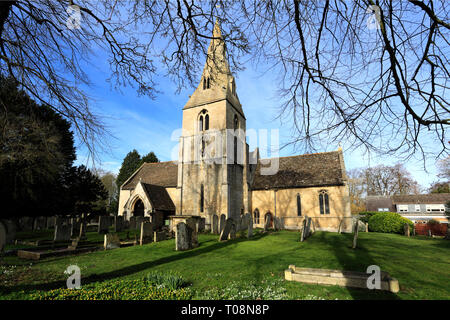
141;151;159;165
0;77;76;218
115;150;141;190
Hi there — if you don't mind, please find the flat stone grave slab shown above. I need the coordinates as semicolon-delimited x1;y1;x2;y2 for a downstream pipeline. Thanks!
285;265;399;293
17;245;100;260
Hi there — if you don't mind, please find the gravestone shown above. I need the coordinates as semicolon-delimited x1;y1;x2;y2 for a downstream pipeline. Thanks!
212;214;219;234
151;212;164;230
98;216;109;234
135;216;145;230
176;222;190;251
140;221;153;245
104;233;121;250
264;214;272;231
54;224;71;241
19;217;33;231
246;213;253;238
154;231;166;242
71;218;81;237
219;214;226;234
46;216;56;229
68;238;79;250
428;229;432;237
404;223;410;237
352;218;359;249
338;220;344;234
2;219;17;244
129;216;136;230
0;221;6;253
197;218;206;233
228;221;237;240
300;218;307;242
34;217;47;230
305;217;312;237
79;220;87;240
219;218;234;241
365;223;369;232
114;216;124;232
445;226;450;240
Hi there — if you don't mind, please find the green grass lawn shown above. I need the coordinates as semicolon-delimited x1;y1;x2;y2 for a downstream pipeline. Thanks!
0;230;449;300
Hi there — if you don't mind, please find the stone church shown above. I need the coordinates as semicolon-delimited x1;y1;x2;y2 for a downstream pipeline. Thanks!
118;22;352;233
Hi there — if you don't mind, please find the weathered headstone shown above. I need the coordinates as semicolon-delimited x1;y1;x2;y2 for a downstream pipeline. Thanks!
365;223;369;233
404;223;410;237
305;217;312;237
428;229;432;237
104;233;121;250
33;217;47;231
352;218;359;249
98;216;109;234
46;216;56;229
54;224;71;241
264;214;272;231
154;230;166;242
228;221;237;240
300;218;307;242
140;221;154;245
0;221;6;253
197;218;205;233
70;218;81;237
176;222;190;251
2;219;17;244
219;214;226;234
338;220;344;234
246;213;253;238
135;216;145;230
19;217;33;231
212;214;219;234
219;218;234;241
129;216;136;230
114;216;124;232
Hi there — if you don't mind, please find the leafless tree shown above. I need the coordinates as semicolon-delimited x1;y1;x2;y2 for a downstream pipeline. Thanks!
0;1;448;163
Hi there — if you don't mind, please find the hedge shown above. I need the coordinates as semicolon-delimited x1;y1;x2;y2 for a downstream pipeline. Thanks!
358;211;381;224
368;212;414;234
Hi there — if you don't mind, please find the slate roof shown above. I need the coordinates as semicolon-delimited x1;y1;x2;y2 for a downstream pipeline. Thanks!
391;193;450;204
251;151;346;190
121;161;178;190
141;183;176;211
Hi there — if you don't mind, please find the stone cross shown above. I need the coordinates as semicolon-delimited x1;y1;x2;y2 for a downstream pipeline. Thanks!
352;218;359;249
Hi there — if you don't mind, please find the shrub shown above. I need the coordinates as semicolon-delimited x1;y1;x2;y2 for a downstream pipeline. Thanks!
368;212;414;234
358;211;380;224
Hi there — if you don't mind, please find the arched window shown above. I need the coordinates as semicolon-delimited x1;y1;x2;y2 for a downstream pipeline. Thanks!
319;190;330;215
205;114;209;131
200;184;204;213
203;77;206;90
199;115;203;132
297;194;302;216
254;209;260;224
207;77;210;89
234;114;239;130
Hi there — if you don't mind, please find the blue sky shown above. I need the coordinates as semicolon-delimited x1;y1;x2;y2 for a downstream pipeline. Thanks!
73;42;443;191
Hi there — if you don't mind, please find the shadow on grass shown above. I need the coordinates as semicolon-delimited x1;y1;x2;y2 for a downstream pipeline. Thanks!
1;231;269;295
320;232;401;300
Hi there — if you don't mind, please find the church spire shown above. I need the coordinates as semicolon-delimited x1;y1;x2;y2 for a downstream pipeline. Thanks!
183;20;242;115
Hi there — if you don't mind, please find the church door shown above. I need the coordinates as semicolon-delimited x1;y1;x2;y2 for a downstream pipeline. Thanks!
133;199;145;217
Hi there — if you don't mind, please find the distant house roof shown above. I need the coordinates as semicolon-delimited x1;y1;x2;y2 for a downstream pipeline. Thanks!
121;161;178;190
391;193;450;204
141;183;175;211
251;151;346;190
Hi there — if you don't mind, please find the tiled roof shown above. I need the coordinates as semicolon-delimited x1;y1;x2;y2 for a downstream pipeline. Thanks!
141;183;175;211
391;193;450;204
121;161;178;189
251;151;346;190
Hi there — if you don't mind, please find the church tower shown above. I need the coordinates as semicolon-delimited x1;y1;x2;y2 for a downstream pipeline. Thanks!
176;20;250;226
